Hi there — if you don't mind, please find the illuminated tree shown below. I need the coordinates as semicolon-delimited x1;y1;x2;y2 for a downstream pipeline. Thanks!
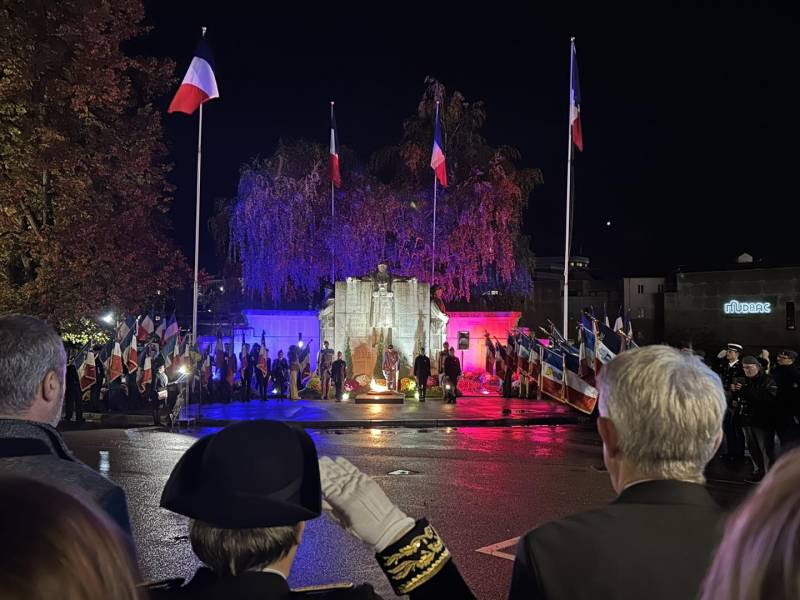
0;0;189;332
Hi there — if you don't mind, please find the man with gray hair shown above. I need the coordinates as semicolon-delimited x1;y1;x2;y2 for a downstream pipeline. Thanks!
509;345;726;600
0;314;132;538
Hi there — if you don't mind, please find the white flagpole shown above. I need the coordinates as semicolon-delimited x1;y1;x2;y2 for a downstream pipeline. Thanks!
562;37;575;340
330;101;335;286
190;26;207;421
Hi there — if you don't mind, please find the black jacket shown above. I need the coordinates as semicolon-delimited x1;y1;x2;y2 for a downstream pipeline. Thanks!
331;359;347;383
773;364;800;418
735;372;778;427
413;355;431;380
0;419;132;539
148;519;474;600
444;355;461;381
509;480;722;600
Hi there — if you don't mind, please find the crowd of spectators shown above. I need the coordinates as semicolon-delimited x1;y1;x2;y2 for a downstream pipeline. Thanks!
1;313;800;599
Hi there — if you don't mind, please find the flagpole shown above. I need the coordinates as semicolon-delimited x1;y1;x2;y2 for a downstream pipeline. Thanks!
431;100;440;286
330;101;335;286
562;37;575;341
190;26;207;422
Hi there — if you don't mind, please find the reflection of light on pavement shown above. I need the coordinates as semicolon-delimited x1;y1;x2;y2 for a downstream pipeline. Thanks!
99;450;110;475
370;429;382;437
369;405;382;415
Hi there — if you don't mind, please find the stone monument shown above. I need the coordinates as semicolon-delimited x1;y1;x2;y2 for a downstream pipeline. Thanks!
318;263;448;393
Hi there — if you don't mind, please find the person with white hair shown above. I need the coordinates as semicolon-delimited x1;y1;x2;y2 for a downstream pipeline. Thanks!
508;345;727;600
0;314;132;539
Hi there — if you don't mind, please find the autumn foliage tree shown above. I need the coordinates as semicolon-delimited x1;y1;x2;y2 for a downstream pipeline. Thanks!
230;80;541;303
0;0;188;332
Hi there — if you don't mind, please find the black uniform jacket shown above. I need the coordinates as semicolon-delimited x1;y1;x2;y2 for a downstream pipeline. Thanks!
509;480;723;600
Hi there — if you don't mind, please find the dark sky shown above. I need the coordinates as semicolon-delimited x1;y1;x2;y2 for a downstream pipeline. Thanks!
140;5;799;279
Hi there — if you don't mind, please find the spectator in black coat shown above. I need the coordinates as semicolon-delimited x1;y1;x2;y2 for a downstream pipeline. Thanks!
0;315;133;540
773;349;800;451
64;363;83;423
734;355;778;481
509;346;726;600
443;347;461;404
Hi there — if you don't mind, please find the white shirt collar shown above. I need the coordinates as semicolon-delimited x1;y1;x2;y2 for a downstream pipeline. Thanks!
260;567;287;581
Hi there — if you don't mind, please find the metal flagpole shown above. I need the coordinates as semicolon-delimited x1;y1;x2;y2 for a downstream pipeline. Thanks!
429;101;441;360
190;26;207;421
562;37;575;340
330;101;335;286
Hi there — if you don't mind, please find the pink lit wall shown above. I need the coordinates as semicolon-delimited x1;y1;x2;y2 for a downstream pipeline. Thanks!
445;311;521;373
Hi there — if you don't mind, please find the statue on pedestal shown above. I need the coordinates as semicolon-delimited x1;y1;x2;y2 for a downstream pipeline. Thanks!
361;262;409;341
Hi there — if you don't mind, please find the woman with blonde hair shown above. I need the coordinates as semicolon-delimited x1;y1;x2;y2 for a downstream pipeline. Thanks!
0;476;141;600
700;446;800;599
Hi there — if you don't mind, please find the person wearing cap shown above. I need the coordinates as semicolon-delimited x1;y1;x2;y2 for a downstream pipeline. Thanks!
733;356;778;482
150;420;474;599
716;343;746;461
382;344;399;392
773;349;800;450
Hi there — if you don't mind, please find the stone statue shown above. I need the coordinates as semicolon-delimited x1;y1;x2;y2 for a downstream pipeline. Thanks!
362;262;408;330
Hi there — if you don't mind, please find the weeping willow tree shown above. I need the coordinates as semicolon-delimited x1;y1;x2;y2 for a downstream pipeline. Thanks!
229;80;542;303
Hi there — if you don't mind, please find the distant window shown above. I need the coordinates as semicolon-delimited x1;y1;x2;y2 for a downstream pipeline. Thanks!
638;308;646;318
657;284;663;293
637;284;644;294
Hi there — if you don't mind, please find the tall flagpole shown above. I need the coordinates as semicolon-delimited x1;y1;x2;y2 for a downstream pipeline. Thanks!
431;100;440;285
190;26;207;420
330;101;335;286
562;37;575;340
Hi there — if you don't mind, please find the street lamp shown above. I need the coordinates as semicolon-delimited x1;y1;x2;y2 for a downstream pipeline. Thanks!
298;333;304;349
101;312;114;325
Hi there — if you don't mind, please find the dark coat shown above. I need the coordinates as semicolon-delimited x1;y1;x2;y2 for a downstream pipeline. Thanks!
413;355;431;381
773;364;800;418
271;357;288;382
736;372;778;427
0;419;132;539
509;480;723;600
444;355;461;382
331;359;347;383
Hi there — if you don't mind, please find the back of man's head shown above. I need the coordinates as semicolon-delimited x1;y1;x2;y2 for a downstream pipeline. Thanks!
598;345;725;483
0;314;66;425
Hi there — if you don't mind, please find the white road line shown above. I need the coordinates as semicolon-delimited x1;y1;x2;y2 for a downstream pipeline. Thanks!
475;536;520;561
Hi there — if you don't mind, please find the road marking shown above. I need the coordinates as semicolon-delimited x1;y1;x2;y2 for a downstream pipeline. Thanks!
387;469;419;475
475;536;520;561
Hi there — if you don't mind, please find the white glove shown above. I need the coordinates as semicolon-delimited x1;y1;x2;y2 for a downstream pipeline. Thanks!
319;456;415;553
717;349;727;359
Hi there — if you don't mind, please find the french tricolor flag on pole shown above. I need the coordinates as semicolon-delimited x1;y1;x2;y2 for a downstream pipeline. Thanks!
168;38;219;115
330;103;341;188
430;109;447;187
570;39;583;152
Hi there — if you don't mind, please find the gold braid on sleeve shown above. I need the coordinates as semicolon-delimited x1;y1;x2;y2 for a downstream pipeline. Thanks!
376;520;451;595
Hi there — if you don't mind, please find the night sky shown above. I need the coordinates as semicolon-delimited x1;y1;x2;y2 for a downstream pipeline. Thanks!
140;5;798;279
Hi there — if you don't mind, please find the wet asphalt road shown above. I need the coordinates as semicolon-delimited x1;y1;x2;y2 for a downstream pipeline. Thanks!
62;425;752;600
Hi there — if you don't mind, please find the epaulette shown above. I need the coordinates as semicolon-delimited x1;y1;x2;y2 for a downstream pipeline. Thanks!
375;518;450;595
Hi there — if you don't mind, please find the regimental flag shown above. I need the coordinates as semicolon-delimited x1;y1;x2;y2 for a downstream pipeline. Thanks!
226;352;237;387
495;340;507;381
430;107;447;187
139;310;155;342
138;355;152;393
161;334;178;369
596;320;622;370
603;303;610;328
570;39;583;152
299;340;313;380
257;331;269;377
240;332;249;374
564;352;599;414
484;335;496;376
541;347;565;402
123;322;138;374
215;330;225;371
78;350;97;392
154;314;166;345
107;342;124;383
529;340;541;382
201;350;212;387
163;312;179;343
330;103;341;188
507;333;518;373
516;334;531;373
579;315;597;381
613;306;624;334
168;38;219;115
116;315;136;343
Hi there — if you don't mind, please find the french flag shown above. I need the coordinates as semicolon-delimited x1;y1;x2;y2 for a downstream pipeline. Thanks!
330;103;341;188
570;39;583;152
138;310;155;342
168;39;219;115
107;342;124;384
430;108;447;187
79;350;97;392
138;355;152;393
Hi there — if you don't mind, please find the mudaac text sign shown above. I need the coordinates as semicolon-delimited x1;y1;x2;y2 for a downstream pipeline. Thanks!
724;300;772;315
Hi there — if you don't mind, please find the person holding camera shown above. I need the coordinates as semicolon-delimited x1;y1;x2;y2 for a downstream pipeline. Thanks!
733;355;778;482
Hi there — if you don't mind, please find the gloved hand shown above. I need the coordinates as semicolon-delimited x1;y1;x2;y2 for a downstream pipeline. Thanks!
319;456;415;553
717;349;727;359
